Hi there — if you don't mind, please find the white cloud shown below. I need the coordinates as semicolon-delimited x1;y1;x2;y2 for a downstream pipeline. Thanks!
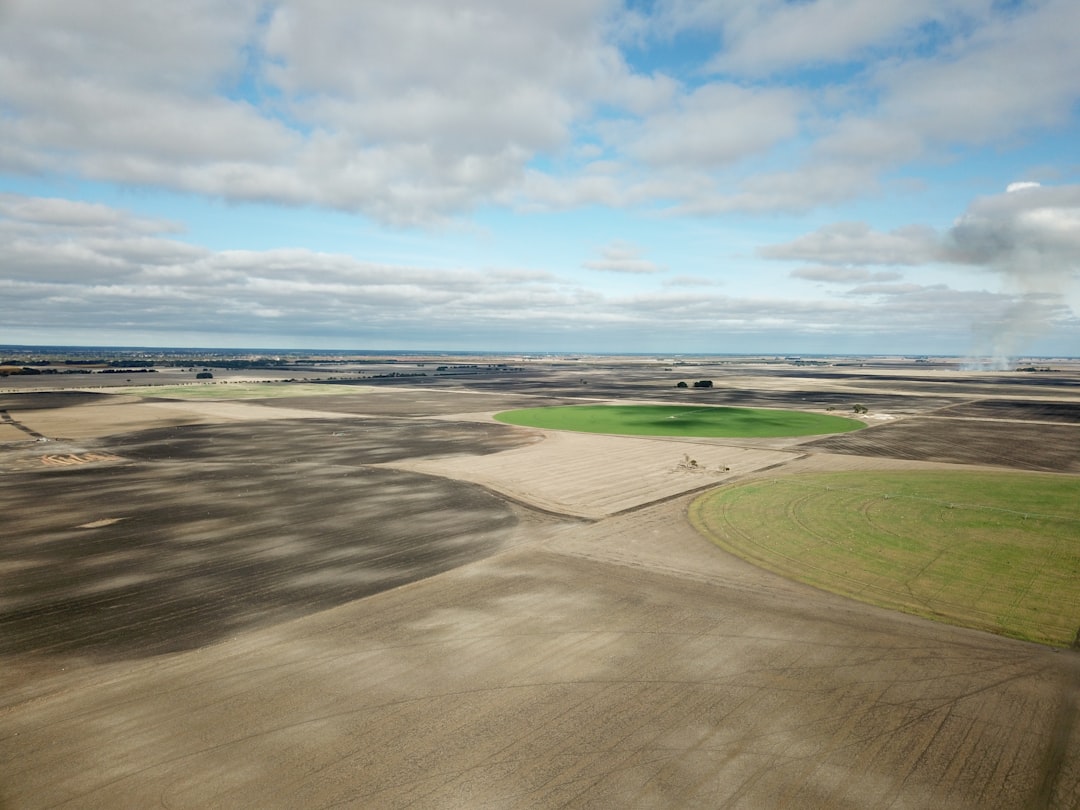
944;183;1080;270
0;0;260;94
0;0;1077;248
673;163;882;216
0;195;201;283
4;192;1076;354
583;242;665;274
0;193;595;338
654;0;1080;215
772;0;1080;211
762;182;1080;358
847;282;927;296
765;184;1080;285
812;119;924;166
761;222;938;266
0;194;181;233
876;0;1080;145
702;0;979;77
663;275;720;288
0;0;662;224
616;83;801;168
791;266;904;283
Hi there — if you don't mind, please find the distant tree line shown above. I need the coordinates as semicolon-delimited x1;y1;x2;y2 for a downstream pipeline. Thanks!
1;365;161;377
191;359;290;369
1;366;97;376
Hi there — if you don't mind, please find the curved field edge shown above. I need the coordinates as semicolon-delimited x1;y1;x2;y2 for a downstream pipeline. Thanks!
689;470;1080;647
493;404;864;438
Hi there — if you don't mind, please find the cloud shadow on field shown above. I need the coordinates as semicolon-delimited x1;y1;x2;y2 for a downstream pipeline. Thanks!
0;419;537;661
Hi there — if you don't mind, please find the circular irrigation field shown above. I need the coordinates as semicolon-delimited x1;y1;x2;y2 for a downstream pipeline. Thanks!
493;404;864;438
689;470;1080;646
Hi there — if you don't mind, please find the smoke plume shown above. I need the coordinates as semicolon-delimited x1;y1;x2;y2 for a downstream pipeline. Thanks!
944;182;1080;368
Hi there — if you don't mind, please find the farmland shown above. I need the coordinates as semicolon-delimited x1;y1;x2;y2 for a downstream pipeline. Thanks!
807;416;1080;472
2;352;1080;808
690;470;1080;646
122;382;366;399
494;403;864;437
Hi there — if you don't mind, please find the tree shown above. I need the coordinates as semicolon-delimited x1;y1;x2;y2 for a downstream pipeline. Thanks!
196;372;214;379
693;380;713;388
676;381;688;388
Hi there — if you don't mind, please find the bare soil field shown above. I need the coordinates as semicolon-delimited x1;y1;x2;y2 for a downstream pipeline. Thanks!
2;358;1080;808
933;399;1080;423
261;387;574;417
386;430;799;519
807;417;1080;472
0;417;541;659
393;371;957;414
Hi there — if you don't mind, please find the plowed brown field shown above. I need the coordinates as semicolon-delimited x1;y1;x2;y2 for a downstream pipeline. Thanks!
2;361;1080;808
806;417;1080;472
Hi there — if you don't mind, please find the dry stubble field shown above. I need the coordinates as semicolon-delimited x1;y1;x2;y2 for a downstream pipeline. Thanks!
2;360;1080;808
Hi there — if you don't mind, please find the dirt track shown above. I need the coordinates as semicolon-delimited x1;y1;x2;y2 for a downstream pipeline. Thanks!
2;363;1080;808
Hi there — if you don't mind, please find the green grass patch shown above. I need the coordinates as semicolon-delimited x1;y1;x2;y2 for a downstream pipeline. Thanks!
689;471;1080;646
493;404;863;438
121;383;363;400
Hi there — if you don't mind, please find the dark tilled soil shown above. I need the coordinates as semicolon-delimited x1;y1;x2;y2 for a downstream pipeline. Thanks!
102;416;537;465
257;390;572;417
0;419;545;660
363;374;954;413
932;399;1080;423
0;391;116;410
3;365;1080;808
806;418;1080;472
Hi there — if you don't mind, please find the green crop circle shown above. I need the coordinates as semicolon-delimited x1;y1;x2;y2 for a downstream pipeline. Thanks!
493;404;864;438
690;471;1080;646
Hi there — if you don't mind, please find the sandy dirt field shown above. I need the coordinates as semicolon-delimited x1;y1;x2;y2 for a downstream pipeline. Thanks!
384;430;800;518
2;361;1080;808
8;397;374;442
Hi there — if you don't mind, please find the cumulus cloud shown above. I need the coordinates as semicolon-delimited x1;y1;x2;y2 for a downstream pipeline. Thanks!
9;191;1064;352
652;0;1080;215
0;193;617;344
767;183;1080;287
0;195;200;283
762;182;1080;359
0;0;661;224
761;222;938;266
877;0;1080;145
0;194;182;234
847;282;927;296
671;163;882;216
583;242;665;274
616;83;801;168
775;0;1080;214
696;0;968;77
663;275;720;287
942;182;1080;360
791;266;904;283
944;183;1080;269
1;0;1077;223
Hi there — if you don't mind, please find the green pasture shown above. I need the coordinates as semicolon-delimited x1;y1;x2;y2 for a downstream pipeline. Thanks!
121;383;361;400
690;471;1080;646
493;404;863;438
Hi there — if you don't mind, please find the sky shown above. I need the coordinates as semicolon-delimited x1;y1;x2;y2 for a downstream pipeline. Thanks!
1;0;1079;358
